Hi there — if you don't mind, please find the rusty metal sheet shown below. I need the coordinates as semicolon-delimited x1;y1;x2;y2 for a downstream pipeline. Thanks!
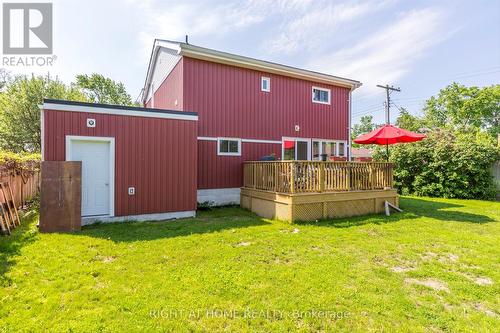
39;161;81;232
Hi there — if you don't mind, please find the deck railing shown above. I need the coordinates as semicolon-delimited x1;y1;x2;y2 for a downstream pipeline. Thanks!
243;161;393;193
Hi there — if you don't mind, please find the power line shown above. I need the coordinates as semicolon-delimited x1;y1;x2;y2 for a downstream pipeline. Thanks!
352;105;383;116
391;101;407;113
384;68;500;107
450;69;500;80
352;109;381;117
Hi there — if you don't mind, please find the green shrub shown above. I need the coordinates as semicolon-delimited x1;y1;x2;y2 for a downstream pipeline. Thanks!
375;129;499;200
0;150;41;171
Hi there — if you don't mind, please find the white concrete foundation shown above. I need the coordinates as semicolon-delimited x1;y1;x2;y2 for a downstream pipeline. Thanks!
81;210;196;226
197;188;241;205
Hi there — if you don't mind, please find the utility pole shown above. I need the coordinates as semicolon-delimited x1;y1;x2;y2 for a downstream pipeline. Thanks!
376;84;401;160
376;84;401;125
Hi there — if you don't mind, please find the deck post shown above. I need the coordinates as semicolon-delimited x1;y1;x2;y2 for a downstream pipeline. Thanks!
346;162;351;191
389;163;393;188
290;162;295;194
370;164;374;190
274;163;278;192
253;164;257;189
319;162;325;192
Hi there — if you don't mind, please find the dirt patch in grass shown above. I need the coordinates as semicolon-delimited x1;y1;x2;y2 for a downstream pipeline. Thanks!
235;241;252;247
101;256;116;263
391;266;416;273
379;254;418;273
363;228;381;237
458;272;494;286
405;278;450;292
473;277;493;286
471;303;498;317
420;251;438;261
421;251;461;265
273;257;294;265
438;253;459;264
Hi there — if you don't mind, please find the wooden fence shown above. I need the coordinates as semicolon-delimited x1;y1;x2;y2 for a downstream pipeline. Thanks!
0;167;40;209
493;161;500;201
243;161;393;194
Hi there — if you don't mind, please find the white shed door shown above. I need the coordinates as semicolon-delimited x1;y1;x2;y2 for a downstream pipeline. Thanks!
71;140;110;216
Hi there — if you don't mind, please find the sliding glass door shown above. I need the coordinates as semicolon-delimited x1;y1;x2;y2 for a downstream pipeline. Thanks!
282;138;310;160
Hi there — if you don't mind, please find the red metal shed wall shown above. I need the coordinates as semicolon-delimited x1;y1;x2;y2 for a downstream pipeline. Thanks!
43;109;197;216
183;57;350;140
145;58;184;110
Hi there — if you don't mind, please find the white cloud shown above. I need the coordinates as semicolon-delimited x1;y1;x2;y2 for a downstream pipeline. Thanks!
264;0;391;55
306;8;450;95
132;0;312;55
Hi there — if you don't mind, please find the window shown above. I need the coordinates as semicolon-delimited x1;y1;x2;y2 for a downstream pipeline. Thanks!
261;77;270;92
312;87;331;104
312;140;336;160
217;138;241;156
337;142;345;156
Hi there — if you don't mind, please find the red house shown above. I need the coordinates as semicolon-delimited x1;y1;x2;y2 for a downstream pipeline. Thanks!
41;40;362;223
142;40;361;205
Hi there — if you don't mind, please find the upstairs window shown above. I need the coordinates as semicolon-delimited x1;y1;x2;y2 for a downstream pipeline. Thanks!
261;77;270;92
312;87;331;105
217;138;241;156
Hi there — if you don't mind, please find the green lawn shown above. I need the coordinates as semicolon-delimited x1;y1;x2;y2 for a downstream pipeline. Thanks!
1;197;499;332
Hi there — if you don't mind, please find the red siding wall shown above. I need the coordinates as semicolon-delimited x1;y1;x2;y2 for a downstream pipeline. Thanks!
145;58;184;110
149;56;351;190
43;109;197;216
197;141;281;189
183;57;350;140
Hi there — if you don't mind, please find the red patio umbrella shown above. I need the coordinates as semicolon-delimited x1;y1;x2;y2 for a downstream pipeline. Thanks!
354;124;426;159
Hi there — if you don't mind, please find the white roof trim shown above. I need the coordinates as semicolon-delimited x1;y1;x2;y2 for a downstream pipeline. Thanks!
42;103;198;121
180;44;361;89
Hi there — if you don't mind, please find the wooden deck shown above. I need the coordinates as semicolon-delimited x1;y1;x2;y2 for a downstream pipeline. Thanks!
241;161;398;222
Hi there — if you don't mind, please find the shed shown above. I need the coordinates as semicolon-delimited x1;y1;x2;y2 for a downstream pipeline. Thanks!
41;99;198;224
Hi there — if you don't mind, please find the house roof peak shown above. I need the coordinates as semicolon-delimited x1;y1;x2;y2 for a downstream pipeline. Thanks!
142;39;362;104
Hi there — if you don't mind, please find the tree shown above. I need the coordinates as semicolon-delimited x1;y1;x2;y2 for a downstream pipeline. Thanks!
75;73;133;105
372;82;500;199
423;82;500;137
0;74;87;152
395;108;424;132
351;115;376;147
374;128;499;199
0;69;11;91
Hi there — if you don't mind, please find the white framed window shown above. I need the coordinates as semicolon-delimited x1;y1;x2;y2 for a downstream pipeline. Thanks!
337;142;346;157
312;86;331;105
312;139;347;160
261;77;270;92
312;140;336;160
217;138;241;156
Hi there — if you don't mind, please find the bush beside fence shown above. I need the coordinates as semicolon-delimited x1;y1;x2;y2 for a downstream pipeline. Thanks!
0;152;41;208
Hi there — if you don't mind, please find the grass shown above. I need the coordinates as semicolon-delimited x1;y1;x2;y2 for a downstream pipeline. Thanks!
1;197;499;332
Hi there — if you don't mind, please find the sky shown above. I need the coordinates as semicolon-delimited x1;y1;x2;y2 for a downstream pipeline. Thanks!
3;0;500;125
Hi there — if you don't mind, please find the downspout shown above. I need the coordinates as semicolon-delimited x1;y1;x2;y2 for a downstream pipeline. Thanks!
348;88;353;161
